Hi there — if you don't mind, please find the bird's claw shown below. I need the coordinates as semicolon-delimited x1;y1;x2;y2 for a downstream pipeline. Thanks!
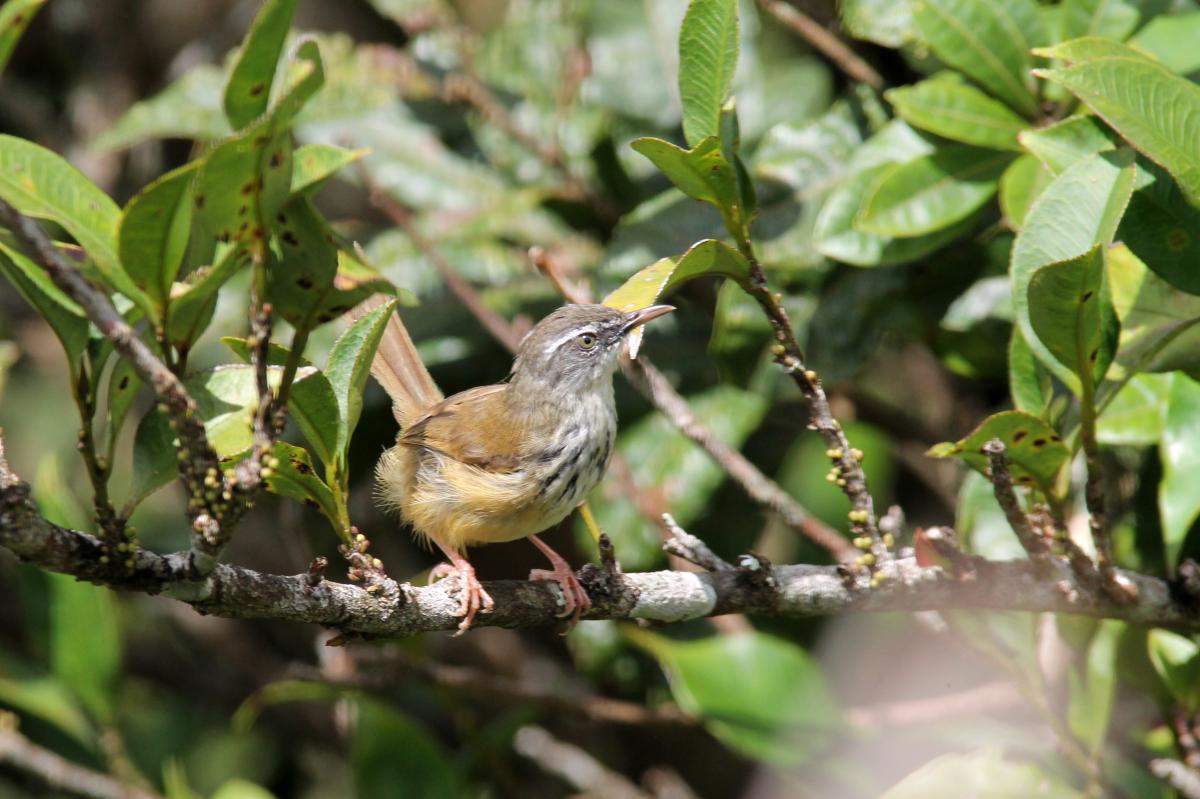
431;562;494;634
529;565;591;626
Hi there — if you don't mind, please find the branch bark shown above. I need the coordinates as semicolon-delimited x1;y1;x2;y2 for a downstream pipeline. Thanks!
4;474;1197;636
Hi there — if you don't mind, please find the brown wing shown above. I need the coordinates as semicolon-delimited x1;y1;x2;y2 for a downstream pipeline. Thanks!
398;384;526;472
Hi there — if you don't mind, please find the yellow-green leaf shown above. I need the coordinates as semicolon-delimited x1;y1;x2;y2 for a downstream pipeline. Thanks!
927;410;1069;494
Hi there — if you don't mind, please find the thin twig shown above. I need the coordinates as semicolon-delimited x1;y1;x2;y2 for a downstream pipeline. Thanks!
755;0;884;89
292;653;693;728
514;725;651;799
69;362;124;544
0;716;164;799
661;513;734;572
982;439;1050;560
533;248;856;563
626;357;856;561
230;294;278;496
738;243;887;571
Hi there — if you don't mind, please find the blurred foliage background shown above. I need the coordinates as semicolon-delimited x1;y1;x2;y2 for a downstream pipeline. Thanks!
5;0;1200;796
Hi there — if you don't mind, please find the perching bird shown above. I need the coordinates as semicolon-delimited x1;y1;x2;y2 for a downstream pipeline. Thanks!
364;299;674;632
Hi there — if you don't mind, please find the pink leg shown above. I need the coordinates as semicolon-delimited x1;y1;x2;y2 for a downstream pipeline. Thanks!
527;534;591;625
430;542;494;635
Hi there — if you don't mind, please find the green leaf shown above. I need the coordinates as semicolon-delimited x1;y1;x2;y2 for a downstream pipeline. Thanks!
47;572;121;724
183;364;330;461
223;0;298;129
166;246;250;348
284;370;339;470
1010;150;1136;391
912;0;1045;117
0;240;89;366
927;410;1069;494
603;239;750;313
1159;373;1200;568
94;64;231;151
290;144;368;196
631;136;748;239
1147;629;1200;713
317;250;398;325
1066;619;1121;756
0;671;94;748
814;164;981;266
629;630;841;765
1036;39;1200;207
185;366;268;458
1130;11;1200;76
326;300;397;461
1027;244;1119;391
857;146;1012;237
840;0;916;47
881;749;1084;799
0;135;140;303
131;408;176;505
1120;162;1200;295
119;161;198;320
678;0;738;147
1062;0;1139;42
217;335;333;465
265;197;339;330
0;0;45;75
999;154;1051;229
886;74;1027;151
1098;374;1171;445
262;442;339;527
105;358;141;455
352;700;460;799
1018;115;1115;176
196;40;324;256
221;336;312;368
1008;326;1051;415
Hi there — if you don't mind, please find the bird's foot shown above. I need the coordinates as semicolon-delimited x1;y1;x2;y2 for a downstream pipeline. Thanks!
430;561;494;634
528;563;591;625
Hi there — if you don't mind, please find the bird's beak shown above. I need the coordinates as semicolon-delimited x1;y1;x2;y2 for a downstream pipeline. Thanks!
620;304;675;335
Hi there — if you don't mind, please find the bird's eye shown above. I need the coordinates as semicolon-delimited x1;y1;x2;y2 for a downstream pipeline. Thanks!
576;333;598;350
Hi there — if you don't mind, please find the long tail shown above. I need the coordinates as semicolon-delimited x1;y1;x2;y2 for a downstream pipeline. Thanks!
351;296;443;425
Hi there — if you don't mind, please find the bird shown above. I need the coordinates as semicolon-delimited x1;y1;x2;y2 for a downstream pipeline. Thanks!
363;299;674;633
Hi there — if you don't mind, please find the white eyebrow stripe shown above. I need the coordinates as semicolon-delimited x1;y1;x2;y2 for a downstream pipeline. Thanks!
543;327;594;356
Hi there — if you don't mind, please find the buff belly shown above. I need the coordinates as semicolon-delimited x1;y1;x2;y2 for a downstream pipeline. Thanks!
374;422;614;551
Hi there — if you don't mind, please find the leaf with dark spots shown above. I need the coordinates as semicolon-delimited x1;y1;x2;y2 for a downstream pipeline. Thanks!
261;442;340;529
1027;243;1120;394
928;411;1069;496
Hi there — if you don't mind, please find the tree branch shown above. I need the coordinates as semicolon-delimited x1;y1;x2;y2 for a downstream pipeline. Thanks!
287;652;693;728
982;439;1050;560
735;243;887;571
4;470;1197;636
0;716;163;799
